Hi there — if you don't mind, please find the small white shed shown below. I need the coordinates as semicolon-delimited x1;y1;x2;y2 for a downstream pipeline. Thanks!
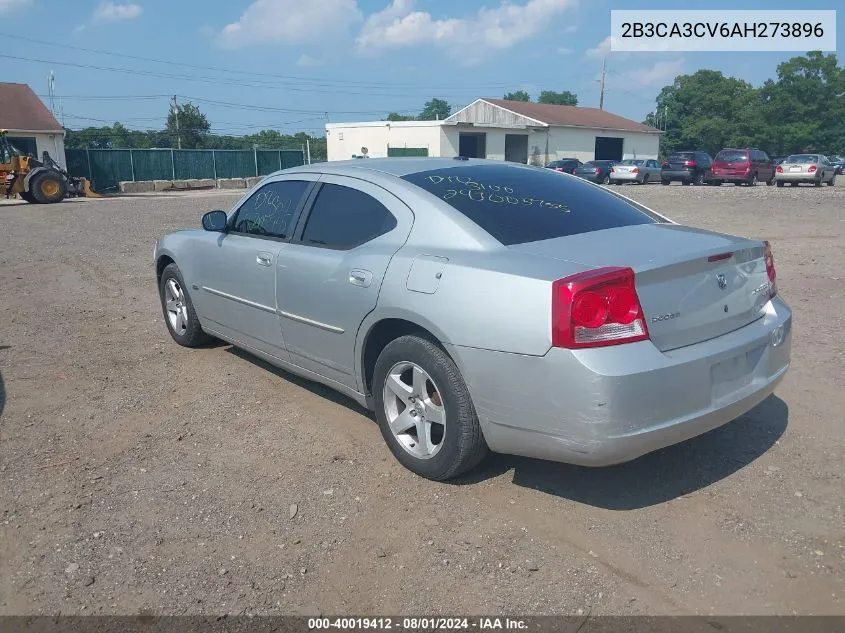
0;83;67;169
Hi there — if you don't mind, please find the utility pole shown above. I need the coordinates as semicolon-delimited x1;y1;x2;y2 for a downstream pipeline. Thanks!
48;71;56;117
599;57;607;110
171;95;182;150
306;138;311;165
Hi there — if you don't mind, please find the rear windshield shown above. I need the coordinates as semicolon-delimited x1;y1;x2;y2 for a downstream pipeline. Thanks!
786;154;818;164
715;150;749;162
401;164;660;246
668;152;694;161
619;159;644;165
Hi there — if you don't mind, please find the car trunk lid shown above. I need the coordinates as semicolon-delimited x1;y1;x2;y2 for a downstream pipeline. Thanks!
665;153;696;170
509;224;772;351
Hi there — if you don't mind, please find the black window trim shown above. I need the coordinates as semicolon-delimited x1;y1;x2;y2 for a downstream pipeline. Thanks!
227;178;318;243
290;181;399;252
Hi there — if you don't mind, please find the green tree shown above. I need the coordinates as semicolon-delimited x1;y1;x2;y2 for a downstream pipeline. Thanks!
418;98;451;121
167;101;210;149
537;90;578;106
385;112;415;121
503;90;530;102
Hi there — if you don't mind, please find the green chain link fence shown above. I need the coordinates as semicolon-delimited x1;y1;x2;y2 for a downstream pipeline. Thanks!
66;148;305;192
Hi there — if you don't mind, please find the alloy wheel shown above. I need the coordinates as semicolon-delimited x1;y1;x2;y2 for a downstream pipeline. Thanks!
382;361;447;459
164;278;189;335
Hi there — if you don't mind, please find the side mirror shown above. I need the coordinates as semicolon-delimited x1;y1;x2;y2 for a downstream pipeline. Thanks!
202;210;228;232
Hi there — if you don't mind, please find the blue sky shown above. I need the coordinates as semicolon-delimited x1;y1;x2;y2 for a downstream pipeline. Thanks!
1;0;841;137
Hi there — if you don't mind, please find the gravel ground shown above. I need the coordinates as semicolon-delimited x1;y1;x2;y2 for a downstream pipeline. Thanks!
1;180;843;616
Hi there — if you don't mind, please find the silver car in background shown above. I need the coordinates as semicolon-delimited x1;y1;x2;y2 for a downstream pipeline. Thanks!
610;159;661;185
154;158;792;480
775;154;837;187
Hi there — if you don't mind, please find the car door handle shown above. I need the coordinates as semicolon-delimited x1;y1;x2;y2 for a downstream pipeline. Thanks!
256;252;273;267
349;269;373;288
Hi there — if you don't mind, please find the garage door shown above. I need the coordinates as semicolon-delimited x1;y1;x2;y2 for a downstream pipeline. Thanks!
504;134;528;163
595;137;623;161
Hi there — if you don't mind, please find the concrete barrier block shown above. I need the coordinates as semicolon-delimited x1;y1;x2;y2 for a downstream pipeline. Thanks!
170;180;190;190
187;179;216;189
217;178;247;189
153;180;174;191
119;181;154;194
245;176;265;188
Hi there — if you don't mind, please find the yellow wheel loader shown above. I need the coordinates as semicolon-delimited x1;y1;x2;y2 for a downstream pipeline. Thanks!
1;130;99;203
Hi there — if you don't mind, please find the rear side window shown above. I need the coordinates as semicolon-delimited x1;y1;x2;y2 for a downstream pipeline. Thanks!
668;152;694;160
716;150;749;162
401;164;659;246
300;183;397;250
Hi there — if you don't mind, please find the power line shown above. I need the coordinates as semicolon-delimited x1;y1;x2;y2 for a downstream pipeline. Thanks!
0;31;539;91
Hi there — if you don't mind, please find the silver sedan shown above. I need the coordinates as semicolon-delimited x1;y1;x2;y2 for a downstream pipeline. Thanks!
154;158;792;480
775;154;837;187
610;159;661;184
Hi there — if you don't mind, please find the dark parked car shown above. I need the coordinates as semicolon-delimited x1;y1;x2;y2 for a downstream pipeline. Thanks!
828;156;845;175
711;148;775;186
661;151;713;185
573;160;616;184
546;158;582;174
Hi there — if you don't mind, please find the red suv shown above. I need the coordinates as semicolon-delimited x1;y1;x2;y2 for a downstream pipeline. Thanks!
711;148;775;186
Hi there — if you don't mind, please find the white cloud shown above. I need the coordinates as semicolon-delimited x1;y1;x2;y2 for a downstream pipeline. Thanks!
217;0;362;49
562;24;577;34
296;54;325;67
557;47;571;55
585;35;629;60
92;2;143;23
625;58;685;87
356;0;578;63
0;0;31;12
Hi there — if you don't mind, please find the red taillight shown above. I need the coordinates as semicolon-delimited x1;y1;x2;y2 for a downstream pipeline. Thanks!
764;241;777;299
554;167;565;172
631;167;639;174
552;267;650;349
808;165;817;173
594;167;600;173
776;165;783;173
684;160;697;167
661;161;669;168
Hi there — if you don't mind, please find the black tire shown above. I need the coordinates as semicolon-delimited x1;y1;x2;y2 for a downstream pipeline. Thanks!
776;180;785;187
746;173;757;187
28;170;67;204
601;174;610;185
814;176;822;187
158;263;211;348
682;180;691;186
711;180;723;187
19;191;36;203
372;334;488;481
642;174;650;185
766;174;775;186
693;172;705;186
828;174;836;186
661;179;670;186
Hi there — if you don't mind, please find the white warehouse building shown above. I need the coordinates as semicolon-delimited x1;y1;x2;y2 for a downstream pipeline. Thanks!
326;98;660;164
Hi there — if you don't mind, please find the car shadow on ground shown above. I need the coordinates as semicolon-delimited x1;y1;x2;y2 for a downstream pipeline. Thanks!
220;345;787;510
456;394;788;510
224;346;374;418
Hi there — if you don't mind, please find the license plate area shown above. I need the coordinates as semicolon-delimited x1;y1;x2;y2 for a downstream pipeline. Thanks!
711;353;752;401
789;166;802;172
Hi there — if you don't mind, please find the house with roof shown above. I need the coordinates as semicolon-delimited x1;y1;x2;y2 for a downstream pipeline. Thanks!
325;98;660;164
0;83;66;168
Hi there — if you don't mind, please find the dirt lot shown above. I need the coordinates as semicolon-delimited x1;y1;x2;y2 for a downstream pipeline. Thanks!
1;180;843;616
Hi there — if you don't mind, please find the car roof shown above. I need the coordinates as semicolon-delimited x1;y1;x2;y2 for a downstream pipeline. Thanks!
277;157;510;179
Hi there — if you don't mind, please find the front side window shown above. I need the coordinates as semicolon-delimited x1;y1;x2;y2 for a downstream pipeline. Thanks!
402;164;660;246
232;180;310;239
301;183;397;250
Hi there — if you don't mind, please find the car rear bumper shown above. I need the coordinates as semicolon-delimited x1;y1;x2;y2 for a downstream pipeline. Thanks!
611;172;643;182
775;172;819;182
453;296;792;467
661;169;695;181
712;171;751;182
574;173;602;183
